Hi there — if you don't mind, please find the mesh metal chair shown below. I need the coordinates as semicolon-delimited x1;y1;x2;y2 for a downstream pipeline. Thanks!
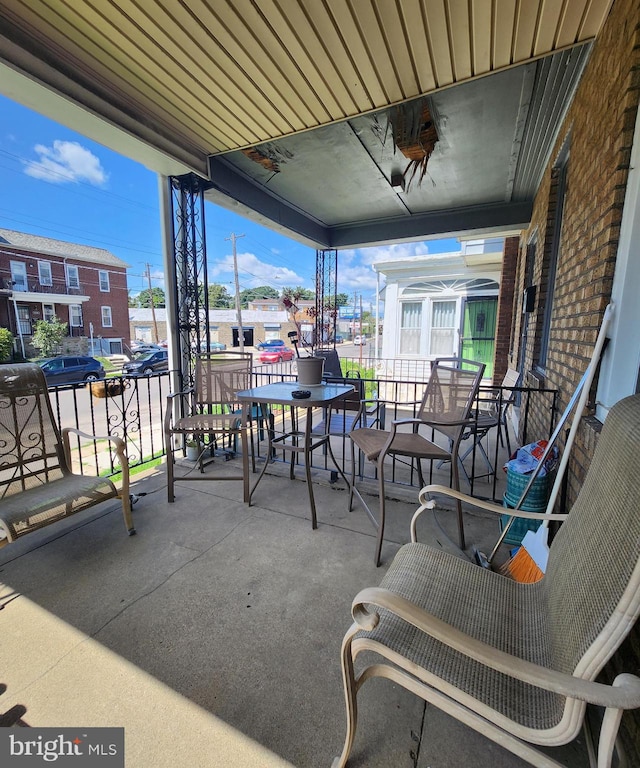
164;351;253;503
0;363;133;544
460;367;520;477
334;393;640;768
348;358;485;565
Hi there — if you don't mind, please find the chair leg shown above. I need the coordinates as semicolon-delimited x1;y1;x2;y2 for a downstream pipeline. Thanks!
451;447;466;550
332;624;360;768
241;428;250;504
374;460;386;567
119;492;136;535
348;438;357;511
166;435;175;503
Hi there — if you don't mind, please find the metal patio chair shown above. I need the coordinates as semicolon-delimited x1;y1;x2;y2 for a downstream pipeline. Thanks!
0;363;133;544
348;357;485;565
164;351;252;503
333;392;640;768
458;366;520;485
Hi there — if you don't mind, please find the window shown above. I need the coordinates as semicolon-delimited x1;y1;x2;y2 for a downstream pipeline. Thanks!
38;261;52;286
69;304;83;327
101;306;112;327
66;264;79;289
16;305;31;335
99;270;110;292
43;303;55;322
10;261;27;292
400;301;422;355
430;300;457;356
538;144;569;370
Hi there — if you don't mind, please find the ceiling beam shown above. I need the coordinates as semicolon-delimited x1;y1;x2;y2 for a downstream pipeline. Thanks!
328;202;532;249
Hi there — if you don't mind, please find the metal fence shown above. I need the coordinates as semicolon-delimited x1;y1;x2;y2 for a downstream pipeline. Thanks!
48;363;558;503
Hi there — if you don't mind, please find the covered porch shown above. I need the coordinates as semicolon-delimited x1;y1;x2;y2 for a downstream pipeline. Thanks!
0;459;588;767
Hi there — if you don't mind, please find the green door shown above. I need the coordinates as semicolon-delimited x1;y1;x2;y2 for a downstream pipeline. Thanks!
460;297;497;379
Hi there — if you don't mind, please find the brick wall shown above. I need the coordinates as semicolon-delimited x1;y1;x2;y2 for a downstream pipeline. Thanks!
494;236;519;385
512;0;640;757
515;0;639;501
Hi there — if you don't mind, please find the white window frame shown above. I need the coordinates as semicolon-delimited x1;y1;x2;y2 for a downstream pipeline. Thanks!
38;261;52;286
99;269;110;292
399;300;423;356
43;303;55;322
101;306;113;327
10;260;27;291
69;304;83;327
66;264;80;289
597;107;640;419
428;297;459;358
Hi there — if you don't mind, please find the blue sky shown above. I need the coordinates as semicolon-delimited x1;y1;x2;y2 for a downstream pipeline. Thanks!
0;94;460;303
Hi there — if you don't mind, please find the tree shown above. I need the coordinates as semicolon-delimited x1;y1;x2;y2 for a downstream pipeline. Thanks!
335;292;349;307
0;327;14;362
281;286;314;302
239;285;280;307
208;283;233;309
31;317;68;358
136;287;166;308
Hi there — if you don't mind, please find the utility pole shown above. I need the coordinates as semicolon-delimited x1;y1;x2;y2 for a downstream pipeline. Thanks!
145;263;159;343
226;232;245;351
352;290;357;342
359;294;363;364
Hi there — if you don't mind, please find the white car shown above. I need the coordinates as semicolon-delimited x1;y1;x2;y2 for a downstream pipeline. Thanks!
353;335;367;346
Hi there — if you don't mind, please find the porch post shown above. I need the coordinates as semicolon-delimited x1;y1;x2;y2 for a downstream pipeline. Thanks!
166;173;210;389
314;249;338;347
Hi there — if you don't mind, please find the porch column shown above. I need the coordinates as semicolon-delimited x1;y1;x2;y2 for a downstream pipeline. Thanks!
165;173;210;390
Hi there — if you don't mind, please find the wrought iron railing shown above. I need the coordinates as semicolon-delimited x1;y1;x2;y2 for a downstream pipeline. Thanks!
47;365;558;504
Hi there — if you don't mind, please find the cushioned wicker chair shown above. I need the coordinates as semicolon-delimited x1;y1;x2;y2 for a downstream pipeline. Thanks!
0;363;133;544
333;393;640;768
164;351;252;503
348;357;485;565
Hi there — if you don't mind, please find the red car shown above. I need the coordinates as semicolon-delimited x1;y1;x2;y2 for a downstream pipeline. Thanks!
259;346;295;363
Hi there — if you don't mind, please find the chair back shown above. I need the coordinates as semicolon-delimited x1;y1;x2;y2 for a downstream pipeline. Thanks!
315;349;343;378
0;363;67;502
545;393;640;679
418;358;485;437
194;351;253;409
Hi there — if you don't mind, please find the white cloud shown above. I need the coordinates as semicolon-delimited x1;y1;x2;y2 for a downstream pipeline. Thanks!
23;140;108;186
210;251;305;289
338;264;380;292
357;242;431;266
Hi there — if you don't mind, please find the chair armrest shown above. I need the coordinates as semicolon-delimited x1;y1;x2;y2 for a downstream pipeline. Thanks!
416;484;568;521
351;586;640;709
61;428;129;498
164;388;194;431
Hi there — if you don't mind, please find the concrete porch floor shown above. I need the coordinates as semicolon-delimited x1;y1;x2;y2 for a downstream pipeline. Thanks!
0;453;589;768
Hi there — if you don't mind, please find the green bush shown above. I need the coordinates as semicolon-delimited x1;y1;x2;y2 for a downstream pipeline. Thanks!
0;327;14;362
31;317;68;358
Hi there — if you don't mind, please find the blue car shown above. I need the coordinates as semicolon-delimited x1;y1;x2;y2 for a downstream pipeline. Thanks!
256;339;286;350
39;356;105;387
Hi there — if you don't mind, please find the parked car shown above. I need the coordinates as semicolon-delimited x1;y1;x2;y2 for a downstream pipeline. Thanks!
259;346;296;364
122;349;169;376
130;342;162;357
39;356;105;387
256;339;286;351
199;341;227;352
353;335;367;346
334;335;344;344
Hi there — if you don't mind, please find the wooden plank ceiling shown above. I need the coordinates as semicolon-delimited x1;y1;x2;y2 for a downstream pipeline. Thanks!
0;0;614;168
